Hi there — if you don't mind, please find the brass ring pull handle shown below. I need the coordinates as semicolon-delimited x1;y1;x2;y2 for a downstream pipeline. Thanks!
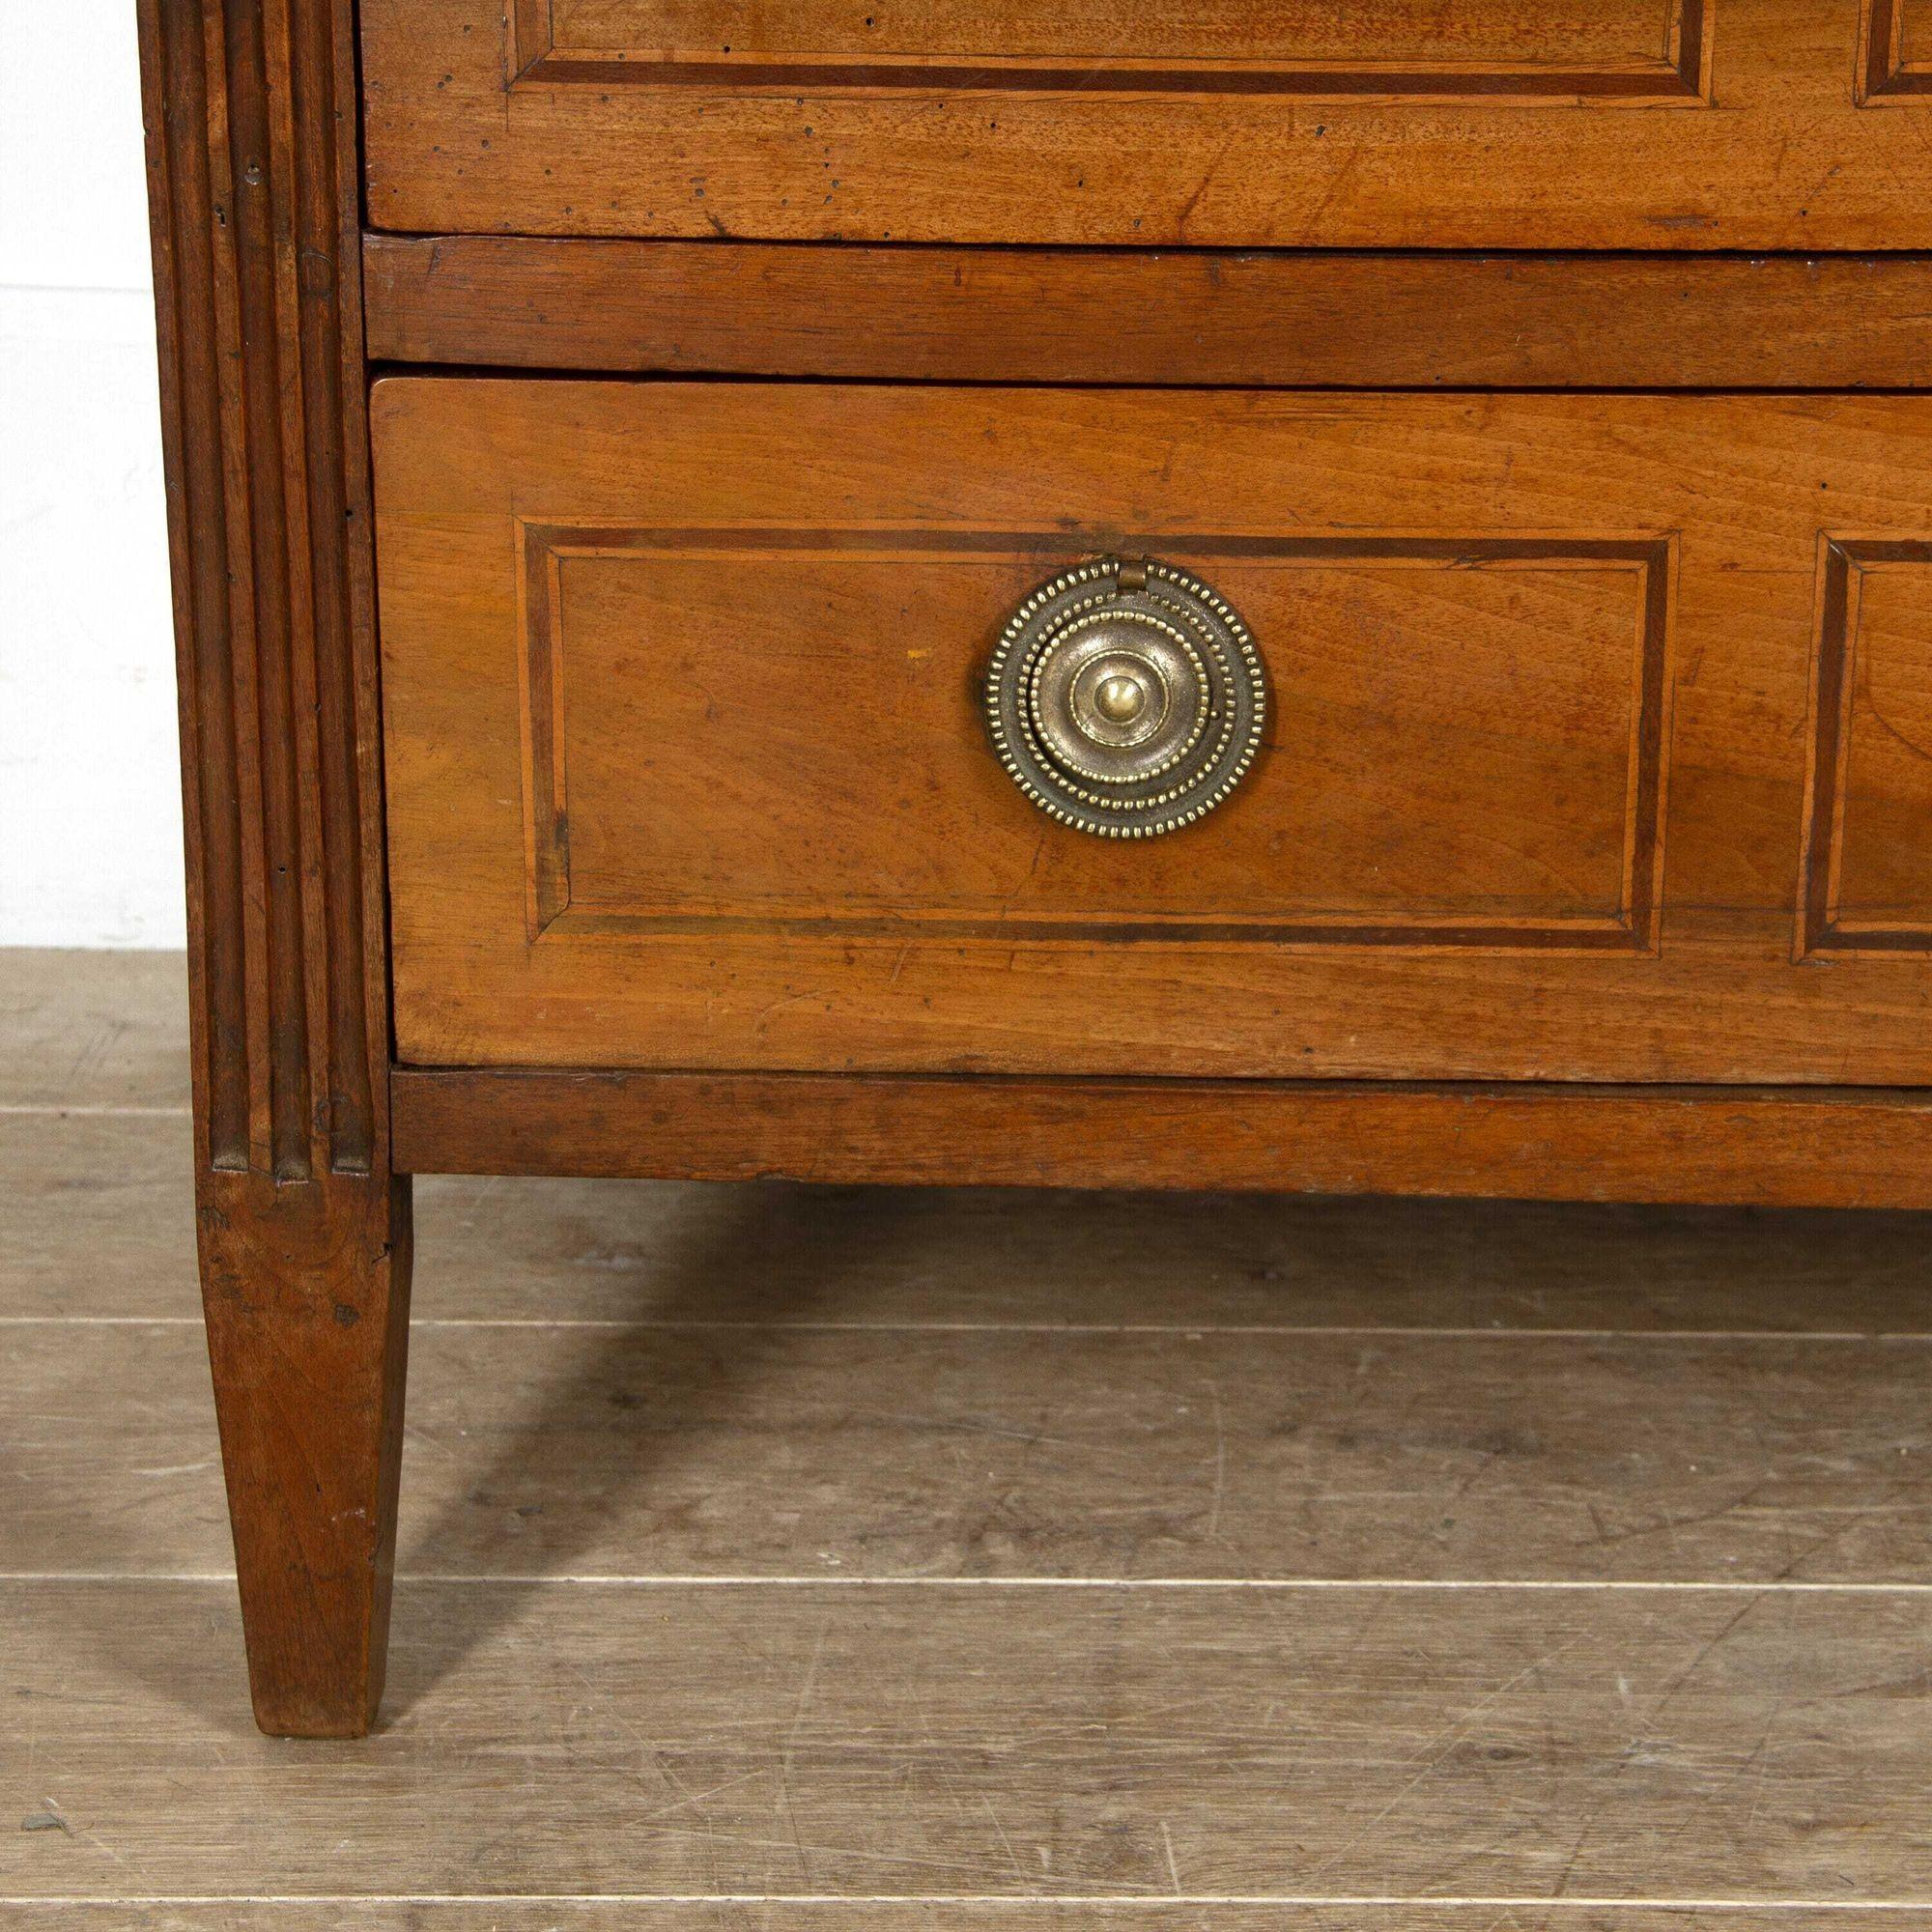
984;555;1268;838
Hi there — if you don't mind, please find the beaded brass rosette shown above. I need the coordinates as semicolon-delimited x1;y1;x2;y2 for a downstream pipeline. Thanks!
984;556;1268;838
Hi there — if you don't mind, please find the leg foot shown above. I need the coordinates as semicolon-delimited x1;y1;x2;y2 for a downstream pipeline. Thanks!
198;1169;413;1737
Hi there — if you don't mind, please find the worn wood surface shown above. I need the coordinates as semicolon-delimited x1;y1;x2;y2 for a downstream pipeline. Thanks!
11;1315;1932;1583
1803;538;1932;953
360;0;1932;247
14;1914;1932;1932
391;1167;1932;1332
363;239;1932;389
513;0;1689;71
6;1578;1930;1900
0;950;190;1110
6;952;1932;1918
139;0;411;1737
514;530;1669;949
374;381;1932;1092
393;1071;1932;1208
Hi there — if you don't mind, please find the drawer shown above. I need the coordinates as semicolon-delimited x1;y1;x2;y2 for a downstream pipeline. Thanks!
362;0;1932;247
373;380;1932;1084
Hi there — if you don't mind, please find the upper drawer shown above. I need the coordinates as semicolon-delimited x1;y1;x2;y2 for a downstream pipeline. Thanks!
363;0;1932;246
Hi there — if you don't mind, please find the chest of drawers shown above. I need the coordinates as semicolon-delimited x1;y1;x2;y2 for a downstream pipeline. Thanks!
142;0;1932;1735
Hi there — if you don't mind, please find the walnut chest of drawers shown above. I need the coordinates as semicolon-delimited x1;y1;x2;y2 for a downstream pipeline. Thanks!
142;0;1932;1734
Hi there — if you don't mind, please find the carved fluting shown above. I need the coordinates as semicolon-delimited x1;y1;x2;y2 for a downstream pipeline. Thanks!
141;0;412;1736
140;0;380;1183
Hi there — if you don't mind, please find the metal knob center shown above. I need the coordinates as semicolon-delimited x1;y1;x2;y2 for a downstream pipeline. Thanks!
1093;674;1148;725
1065;645;1173;753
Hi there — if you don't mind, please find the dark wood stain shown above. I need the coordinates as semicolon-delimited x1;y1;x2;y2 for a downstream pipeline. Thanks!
139;0;412;1738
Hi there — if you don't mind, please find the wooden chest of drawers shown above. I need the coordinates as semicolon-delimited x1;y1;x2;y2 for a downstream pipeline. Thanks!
142;0;1932;1735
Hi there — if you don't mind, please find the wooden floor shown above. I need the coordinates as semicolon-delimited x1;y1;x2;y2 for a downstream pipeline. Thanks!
3;952;1930;1927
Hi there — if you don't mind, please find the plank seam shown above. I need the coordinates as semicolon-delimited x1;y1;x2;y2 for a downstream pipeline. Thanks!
7;1317;1932;1342
7;1574;1932;1592
3;1895;1928;1912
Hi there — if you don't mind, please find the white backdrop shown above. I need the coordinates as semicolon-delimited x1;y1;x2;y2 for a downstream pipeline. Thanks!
2;3;183;946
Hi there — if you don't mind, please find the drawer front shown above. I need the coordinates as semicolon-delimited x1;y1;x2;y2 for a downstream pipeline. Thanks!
374;381;1932;1083
363;0;1932;246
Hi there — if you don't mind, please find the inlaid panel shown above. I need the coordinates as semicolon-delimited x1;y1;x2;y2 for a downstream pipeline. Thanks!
1799;541;1932;954
519;527;1666;951
1861;0;1932;98
516;0;1704;95
363;1;1932;246
375;384;1932;1084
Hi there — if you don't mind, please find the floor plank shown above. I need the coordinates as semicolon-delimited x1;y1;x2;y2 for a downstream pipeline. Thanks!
2;1115;200;1319
11;1112;1932;1333
0;951;188;1110
9;1908;1930;1929
3;1579;1927;1904
8;1321;1932;1586
411;1177;1932;1334
6;949;1929;1917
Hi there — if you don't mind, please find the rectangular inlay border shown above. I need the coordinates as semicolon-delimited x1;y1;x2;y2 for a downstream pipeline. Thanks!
1798;536;1932;957
1861;0;1932;99
517;526;1674;955
510;0;1709;100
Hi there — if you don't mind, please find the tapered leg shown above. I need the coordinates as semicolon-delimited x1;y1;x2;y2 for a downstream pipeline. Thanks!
199;1171;413;1737
140;0;406;1733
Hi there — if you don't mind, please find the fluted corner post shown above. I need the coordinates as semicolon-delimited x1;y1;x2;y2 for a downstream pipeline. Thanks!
139;0;413;1738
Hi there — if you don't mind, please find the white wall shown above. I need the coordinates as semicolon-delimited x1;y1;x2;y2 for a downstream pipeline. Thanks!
2;4;184;946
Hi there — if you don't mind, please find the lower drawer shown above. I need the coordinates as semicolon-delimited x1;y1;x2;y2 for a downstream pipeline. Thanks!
373;382;1932;1084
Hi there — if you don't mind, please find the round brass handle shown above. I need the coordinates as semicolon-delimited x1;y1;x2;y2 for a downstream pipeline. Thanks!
984;555;1268;838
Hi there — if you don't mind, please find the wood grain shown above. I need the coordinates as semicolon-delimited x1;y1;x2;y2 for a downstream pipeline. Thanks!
363;240;1932;390
517;0;1692;85
375;381;1932;1091
14;1911;1932;1932
0;949;190;1110
392;1169;1932;1332
138;0;411;1737
358;0;1932;246
394;1071;1932;1208
11;1317;1932;1584
1861;0;1932;96
6;1578;1928;1900
518;526;1665;948
1801;539;1932;955
2;1115;201;1319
